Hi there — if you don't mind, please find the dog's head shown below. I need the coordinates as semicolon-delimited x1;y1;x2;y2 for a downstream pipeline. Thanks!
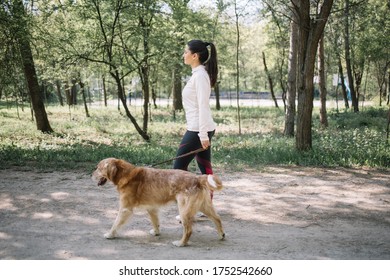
92;158;118;186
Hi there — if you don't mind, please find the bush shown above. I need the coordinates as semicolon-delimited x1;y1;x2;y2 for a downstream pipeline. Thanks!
0;102;388;172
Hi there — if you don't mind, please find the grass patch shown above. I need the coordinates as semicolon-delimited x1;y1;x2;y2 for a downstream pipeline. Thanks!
0;101;389;172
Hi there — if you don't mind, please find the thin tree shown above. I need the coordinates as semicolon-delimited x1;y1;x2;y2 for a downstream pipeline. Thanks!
328;16;349;110
55;80;64;106
262;51;279;108
12;0;53;133
169;0;189;113
91;0;150;140
338;55;349;109
344;0;358;112
234;0;242;135
294;0;334;151
212;0;226;111
265;3;288;110
387;108;390;144
78;76;90;118
375;61;390;107
284;4;298;137
318;33;328;127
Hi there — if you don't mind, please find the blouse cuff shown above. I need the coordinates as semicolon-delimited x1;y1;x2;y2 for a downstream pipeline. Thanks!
198;131;209;141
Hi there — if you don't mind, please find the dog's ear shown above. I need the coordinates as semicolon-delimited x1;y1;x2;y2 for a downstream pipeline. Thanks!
105;160;118;181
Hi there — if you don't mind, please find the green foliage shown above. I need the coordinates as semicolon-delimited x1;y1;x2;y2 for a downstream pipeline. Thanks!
1;103;388;172
1;0;388;107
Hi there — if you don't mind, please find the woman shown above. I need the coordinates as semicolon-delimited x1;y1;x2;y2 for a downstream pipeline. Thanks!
174;39;218;219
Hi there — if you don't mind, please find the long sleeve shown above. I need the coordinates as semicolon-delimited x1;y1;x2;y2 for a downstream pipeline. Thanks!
182;65;216;139
195;73;213;141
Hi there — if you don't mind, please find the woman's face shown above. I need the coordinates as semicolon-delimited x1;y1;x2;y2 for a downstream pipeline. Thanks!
183;46;198;66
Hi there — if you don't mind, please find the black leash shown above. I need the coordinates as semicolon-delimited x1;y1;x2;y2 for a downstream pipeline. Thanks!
150;147;206;167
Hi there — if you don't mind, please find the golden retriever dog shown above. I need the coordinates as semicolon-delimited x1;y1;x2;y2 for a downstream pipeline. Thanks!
92;158;225;247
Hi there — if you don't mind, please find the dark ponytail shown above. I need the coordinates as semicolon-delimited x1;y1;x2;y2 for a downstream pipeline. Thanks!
187;40;219;87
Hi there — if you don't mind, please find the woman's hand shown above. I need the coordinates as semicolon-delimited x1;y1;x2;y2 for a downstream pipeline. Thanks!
201;139;210;150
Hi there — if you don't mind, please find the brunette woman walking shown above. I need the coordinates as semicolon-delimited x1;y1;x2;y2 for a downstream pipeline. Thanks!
173;39;218;220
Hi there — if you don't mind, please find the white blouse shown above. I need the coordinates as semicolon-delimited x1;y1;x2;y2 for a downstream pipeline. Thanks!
182;65;216;141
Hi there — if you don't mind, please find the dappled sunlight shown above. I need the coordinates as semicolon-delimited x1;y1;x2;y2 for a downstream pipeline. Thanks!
104;209;119;219
0;194;18;211
32;212;54;219
0;166;389;259
50;192;70;200
97;247;119;256
219;167;390;229
125;229;149;236
54;250;88;260
0;232;12;240
68;215;100;225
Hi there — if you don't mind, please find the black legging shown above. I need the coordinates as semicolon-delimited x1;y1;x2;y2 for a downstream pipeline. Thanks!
173;130;215;175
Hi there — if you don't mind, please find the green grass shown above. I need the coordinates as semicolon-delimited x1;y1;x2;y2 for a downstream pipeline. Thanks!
0;101;389;173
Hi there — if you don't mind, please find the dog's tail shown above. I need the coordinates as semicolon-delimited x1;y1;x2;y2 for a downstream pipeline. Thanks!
204;174;223;191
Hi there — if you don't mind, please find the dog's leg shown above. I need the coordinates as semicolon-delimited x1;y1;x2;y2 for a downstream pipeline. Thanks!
147;208;160;236
201;202;225;241
173;215;193;247
104;207;133;239
173;196;196;247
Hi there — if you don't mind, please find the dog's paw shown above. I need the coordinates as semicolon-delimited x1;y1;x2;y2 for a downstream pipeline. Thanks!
219;232;226;240
149;229;160;236
104;232;116;239
172;240;186;247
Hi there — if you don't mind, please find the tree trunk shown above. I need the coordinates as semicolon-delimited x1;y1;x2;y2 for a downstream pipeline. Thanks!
262;51;278;108
387;108;390;143
279;79;287;110
338;56;349;109
79;80;90;118
65;81;72;105
140;65;150;133
277;46;287;111
375;61;390;107
284;13;298;137
215;81;221;110
318;34;328;127
234;1;241;135
14;0;53;133
387;71;390;105
111;70;150;141
55;80;64;106
354;66;364;104
71;78;77;105
295;0;334;151
139;15;150;133
151;80;157;109
344;0;359;112
172;66;183;111
102;76;107;107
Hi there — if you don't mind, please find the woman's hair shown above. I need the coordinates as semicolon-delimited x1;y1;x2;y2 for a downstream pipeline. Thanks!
187;39;218;87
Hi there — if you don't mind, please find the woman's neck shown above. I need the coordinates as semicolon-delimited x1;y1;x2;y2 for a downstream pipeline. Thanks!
191;61;201;69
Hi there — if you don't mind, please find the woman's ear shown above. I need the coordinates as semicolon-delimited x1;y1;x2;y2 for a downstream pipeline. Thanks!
192;52;199;61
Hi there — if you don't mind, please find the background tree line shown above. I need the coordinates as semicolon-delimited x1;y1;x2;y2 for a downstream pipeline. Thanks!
0;0;389;150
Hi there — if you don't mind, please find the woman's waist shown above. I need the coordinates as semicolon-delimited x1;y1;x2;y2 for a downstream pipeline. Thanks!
186;119;216;131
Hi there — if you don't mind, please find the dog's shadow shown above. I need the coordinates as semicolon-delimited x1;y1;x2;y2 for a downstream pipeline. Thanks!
103;220;226;248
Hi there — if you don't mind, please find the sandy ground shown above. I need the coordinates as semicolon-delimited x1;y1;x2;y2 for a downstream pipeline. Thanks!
0;166;389;260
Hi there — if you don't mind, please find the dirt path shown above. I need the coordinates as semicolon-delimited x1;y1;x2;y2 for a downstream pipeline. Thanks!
0;166;389;260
